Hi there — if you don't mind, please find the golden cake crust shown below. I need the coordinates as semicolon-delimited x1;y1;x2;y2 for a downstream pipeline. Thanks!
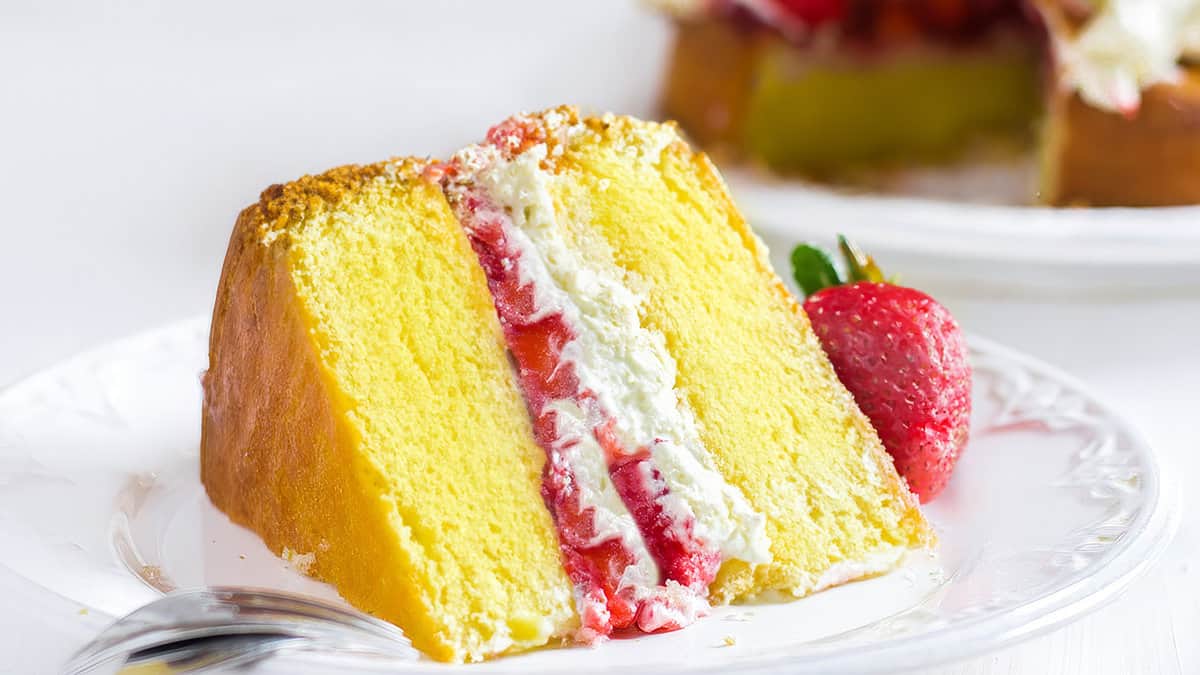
200;158;457;659
203;155;582;662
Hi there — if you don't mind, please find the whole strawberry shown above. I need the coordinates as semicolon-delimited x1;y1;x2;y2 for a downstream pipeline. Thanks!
792;237;971;503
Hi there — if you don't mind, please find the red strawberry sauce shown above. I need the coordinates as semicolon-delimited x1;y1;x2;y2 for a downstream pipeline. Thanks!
441;121;721;640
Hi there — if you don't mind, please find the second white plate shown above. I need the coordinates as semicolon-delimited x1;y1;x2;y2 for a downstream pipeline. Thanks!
727;168;1200;294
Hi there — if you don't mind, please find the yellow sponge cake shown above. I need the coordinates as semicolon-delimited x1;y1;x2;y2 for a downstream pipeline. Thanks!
201;110;934;663
201;159;576;662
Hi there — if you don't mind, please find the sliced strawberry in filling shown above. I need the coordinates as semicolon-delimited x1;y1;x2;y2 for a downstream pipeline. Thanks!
450;183;721;640
600;424;721;593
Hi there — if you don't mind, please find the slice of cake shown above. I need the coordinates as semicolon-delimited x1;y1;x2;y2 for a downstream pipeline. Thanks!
200;159;576;662
441;106;931;619
202;110;933;663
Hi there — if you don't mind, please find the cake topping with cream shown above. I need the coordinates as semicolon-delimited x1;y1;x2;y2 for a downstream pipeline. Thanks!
1047;0;1200;114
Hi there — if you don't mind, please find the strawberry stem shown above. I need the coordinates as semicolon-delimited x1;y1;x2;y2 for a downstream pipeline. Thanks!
838;235;885;284
791;236;890;297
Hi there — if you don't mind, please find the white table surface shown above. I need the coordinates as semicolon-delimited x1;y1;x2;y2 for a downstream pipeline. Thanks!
1;2;1196;673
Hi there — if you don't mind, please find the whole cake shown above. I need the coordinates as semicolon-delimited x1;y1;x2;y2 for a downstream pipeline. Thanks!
657;0;1200;206
201;107;933;663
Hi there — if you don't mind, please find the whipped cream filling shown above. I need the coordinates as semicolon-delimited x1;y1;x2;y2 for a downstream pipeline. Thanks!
458;135;772;570
1046;0;1200;113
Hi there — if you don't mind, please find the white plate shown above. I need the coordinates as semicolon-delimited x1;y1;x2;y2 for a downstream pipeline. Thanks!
0;318;1179;674
726;167;1200;294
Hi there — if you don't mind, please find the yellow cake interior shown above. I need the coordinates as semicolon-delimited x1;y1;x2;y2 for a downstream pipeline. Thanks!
202;160;575;663
536;110;933;602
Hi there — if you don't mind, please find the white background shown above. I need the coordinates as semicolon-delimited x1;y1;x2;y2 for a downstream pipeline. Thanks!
1;1;1197;672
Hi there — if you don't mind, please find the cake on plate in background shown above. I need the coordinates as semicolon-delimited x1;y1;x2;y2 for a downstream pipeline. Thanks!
656;0;1200;206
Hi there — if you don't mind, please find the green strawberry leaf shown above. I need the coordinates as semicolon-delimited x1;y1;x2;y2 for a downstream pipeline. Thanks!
790;243;842;296
838;235;885;283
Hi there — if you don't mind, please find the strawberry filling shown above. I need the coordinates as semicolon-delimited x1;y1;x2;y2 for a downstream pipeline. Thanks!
450;176;720;640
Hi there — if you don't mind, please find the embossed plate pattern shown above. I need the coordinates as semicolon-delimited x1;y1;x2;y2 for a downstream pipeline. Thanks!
0;318;1179;673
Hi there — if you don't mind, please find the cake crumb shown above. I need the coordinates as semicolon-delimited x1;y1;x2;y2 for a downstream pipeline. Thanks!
721;635;736;647
77;608;89;616
282;547;316;574
141;565;164;585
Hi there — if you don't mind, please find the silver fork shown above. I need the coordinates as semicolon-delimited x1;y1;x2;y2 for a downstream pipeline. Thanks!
62;587;414;674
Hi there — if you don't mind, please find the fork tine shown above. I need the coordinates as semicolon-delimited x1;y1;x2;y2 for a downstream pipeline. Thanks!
121;633;306;674
64;587;414;674
205;587;409;641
